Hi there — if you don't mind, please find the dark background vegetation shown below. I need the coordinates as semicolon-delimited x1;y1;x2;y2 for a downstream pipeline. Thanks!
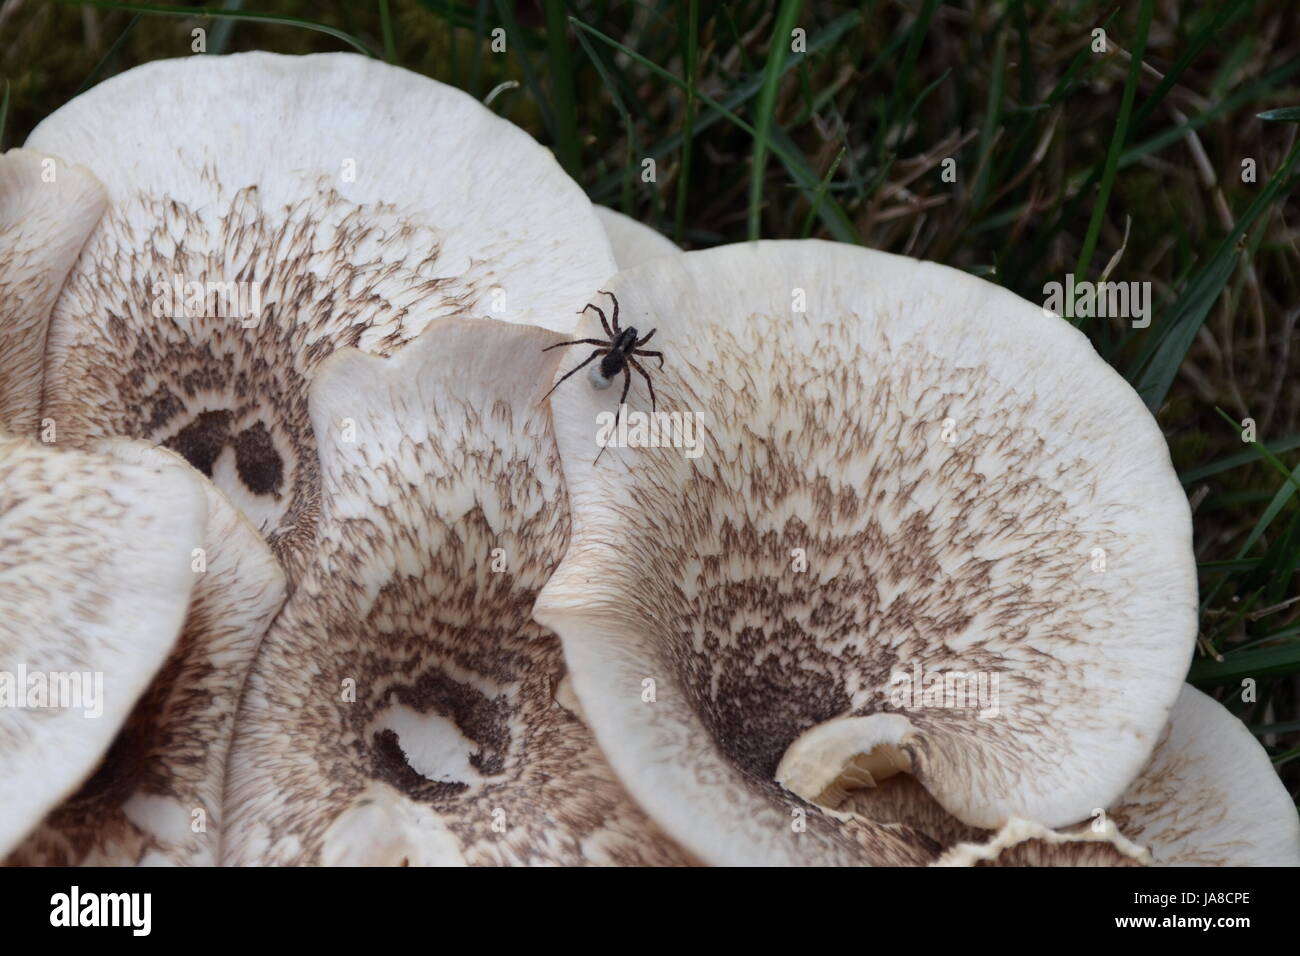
3;0;1298;802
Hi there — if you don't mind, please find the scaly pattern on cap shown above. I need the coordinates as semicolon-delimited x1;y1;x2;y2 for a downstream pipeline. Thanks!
1105;684;1300;865
0;150;105;435
7;440;286;865
24;52;615;583
222;318;692;865
0;436;206;857
536;240;1198;864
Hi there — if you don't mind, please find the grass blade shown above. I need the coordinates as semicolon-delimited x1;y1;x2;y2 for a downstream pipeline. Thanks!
379;0;396;63
59;0;378;57
800;146;846;238
1179;434;1300;484
72;12;141;94
571;14;860;242
572;24;637;215
1072;0;1152;290
585;12;861;202
544;0;580;177
1133;141;1300;410
748;0;803;239
208;0;244;55
871;0;939;166
493;0;555;138
1189;643;1300;684
674;0;699;244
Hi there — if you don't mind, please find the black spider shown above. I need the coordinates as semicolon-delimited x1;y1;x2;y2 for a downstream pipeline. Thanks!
541;290;665;462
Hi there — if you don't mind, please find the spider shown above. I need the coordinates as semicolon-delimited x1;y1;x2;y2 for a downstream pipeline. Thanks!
541;290;665;463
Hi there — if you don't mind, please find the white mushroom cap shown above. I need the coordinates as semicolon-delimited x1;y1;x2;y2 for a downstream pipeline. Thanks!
23;52;614;581
0;149;105;435
0;435;205;857
813;683;1299;866
6;440;285;865
223;317;692;865
1106;684;1300;865
535;240;1198;864
592;207;680;269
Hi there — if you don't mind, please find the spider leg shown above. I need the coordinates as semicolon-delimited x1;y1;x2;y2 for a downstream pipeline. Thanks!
615;363;633;422
635;349;665;370
634;328;656;347
603;290;621;332
581;303;613;338
628;357;658;414
595;364;633;465
542;338;609;351
541;348;605;403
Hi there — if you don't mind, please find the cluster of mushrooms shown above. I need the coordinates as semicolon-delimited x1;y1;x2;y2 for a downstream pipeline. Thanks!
1;52;1296;867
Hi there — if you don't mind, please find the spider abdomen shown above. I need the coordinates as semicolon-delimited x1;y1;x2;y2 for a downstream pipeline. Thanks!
588;361;616;389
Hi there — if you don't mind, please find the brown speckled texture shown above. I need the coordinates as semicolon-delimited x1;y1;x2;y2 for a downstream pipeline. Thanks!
539;242;1198;864
25;52;617;588
1105;685;1300;865
38;183;482;584
0;436;206;858
0;150;105;436
7;442;286;866
223;319;693;865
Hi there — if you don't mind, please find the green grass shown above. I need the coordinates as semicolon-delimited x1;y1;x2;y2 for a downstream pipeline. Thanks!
5;0;1299;803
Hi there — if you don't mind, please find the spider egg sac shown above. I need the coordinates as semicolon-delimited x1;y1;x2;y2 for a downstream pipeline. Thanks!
588;362;615;390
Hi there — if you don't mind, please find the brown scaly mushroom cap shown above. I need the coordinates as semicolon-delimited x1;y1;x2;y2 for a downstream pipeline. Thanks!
21;51;615;584
535;240;1198;865
854;684;1300;865
1103;684;1300;865
222;317;693;865
0;435;206;857
6;440;285;865
0;150;105;436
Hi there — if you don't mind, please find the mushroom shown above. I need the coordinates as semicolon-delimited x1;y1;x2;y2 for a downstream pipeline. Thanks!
592;207;680;270
3;50;640;865
7;50;1286;868
0;149;105;435
1102;684;1300;865
5;439;285;865
535;240;1200;865
0;435;206;858
930;683;1300;865
20;51;615;583
222;317;694;865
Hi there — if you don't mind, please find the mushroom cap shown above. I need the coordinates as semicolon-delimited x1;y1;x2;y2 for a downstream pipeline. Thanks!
223;317;692;865
809;683;1300;866
535;240;1198;863
0;435;206;857
935;817;1151;866
6;440;285;865
1106;684;1300;866
23;52;615;582
592;207;680;270
0;149;106;435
